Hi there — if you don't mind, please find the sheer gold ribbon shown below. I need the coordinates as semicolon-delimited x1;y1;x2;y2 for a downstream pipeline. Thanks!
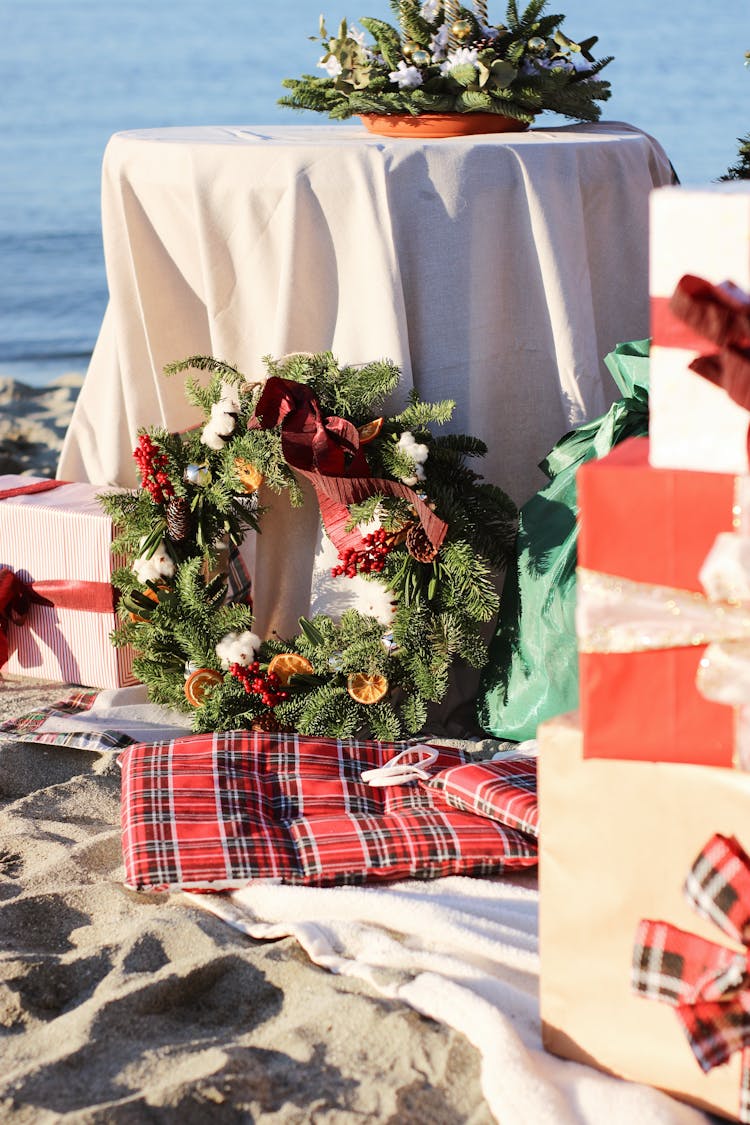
576;531;750;767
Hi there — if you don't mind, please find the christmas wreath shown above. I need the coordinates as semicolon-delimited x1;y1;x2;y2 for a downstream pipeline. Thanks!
280;0;612;125
100;352;517;741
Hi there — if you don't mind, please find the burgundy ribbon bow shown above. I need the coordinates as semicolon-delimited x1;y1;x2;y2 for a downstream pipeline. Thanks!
250;376;447;555
670;274;750;419
0;566;119;669
632;833;750;1121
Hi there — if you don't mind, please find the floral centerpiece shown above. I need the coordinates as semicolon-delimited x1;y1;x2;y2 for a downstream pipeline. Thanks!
280;0;612;134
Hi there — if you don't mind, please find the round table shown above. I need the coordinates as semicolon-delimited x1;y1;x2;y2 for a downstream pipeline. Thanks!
59;120;673;643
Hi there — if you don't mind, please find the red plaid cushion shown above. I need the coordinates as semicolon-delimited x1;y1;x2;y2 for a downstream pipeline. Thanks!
119;732;538;891
425;759;538;837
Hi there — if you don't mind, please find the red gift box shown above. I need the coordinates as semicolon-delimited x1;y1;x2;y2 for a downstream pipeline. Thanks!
577;437;738;767
0;476;136;689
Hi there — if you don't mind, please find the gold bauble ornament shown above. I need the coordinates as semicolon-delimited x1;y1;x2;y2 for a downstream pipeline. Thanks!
527;36;547;53
451;19;473;41
411;48;431;67
402;40;417;58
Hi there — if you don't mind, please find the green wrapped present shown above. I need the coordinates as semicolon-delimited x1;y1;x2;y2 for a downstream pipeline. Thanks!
476;340;649;741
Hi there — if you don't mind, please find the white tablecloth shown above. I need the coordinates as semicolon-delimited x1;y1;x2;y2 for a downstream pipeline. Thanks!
58;120;672;643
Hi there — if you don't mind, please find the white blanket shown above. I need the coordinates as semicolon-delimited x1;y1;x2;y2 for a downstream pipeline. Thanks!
195;876;711;1125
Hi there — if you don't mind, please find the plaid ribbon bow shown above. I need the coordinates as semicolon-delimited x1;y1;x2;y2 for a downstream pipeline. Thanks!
632;833;750;1121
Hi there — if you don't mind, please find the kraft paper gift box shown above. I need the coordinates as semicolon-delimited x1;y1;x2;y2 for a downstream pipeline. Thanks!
649;183;750;475
539;712;750;1123
576;435;748;768
0;477;136;688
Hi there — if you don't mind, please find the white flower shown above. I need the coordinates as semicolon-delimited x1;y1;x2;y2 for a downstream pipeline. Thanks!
215;630;262;670
440;46;479;76
430;25;449;61
318;54;343;78
347;24;367;48
132;540;175;585
420;0;441;20
568;50;592;73
389;61;423;89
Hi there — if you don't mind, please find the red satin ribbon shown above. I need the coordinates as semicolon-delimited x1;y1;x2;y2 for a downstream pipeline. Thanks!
251;377;447;554
0;479;69;501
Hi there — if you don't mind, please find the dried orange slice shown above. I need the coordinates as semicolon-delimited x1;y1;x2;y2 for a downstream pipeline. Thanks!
184;667;223;707
234;458;264;493
267;652;314;686
358;417;384;444
128;584;166;623
347;671;389;705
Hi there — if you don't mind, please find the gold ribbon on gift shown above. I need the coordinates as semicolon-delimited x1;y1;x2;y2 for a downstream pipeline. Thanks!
576;529;750;767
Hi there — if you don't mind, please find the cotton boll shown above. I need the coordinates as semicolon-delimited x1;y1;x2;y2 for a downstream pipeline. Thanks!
200;386;240;449
132;540;175;585
216;630;262;670
397;431;428;484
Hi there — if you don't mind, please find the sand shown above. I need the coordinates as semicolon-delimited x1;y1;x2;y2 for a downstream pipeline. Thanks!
0;375;84;479
0;380;493;1123
0;680;491;1123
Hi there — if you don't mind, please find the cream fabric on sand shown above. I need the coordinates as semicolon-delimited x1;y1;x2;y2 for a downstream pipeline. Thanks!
196;876;711;1125
58;120;673;640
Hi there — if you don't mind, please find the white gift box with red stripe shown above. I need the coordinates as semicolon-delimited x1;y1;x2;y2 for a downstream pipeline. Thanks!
0;476;136;688
649;183;750;474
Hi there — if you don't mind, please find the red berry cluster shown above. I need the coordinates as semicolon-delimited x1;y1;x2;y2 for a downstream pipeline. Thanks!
133;434;175;505
229;661;288;707
331;529;392;578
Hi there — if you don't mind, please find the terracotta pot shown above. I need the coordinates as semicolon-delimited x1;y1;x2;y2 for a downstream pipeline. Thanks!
359;112;530;139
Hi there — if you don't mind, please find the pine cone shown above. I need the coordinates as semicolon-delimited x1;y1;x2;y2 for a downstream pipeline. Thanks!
251;711;287;734
166;496;192;543
406;524;439;563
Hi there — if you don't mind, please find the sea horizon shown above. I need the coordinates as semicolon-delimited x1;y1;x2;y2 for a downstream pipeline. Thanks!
2;0;748;387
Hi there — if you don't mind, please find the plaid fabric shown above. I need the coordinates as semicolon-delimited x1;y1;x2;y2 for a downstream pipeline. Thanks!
632;833;750;1123
119;732;538;892
227;545;252;605
425;759;538;838
0;689;134;751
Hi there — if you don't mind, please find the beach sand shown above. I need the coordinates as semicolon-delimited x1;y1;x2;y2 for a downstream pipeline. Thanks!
0;380;492;1123
0;681;490;1123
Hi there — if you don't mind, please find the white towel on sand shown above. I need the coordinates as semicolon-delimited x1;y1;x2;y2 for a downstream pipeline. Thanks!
195;875;710;1125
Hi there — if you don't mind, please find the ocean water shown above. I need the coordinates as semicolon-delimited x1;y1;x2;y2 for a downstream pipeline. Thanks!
1;0;748;386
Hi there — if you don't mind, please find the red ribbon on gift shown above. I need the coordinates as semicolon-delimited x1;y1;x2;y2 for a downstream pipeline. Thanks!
0;566;118;669
0;479;68;501
250;376;447;555
0;480;119;669
632;833;750;1121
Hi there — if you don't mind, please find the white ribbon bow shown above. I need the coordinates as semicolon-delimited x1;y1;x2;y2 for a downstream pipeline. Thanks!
361;744;439;787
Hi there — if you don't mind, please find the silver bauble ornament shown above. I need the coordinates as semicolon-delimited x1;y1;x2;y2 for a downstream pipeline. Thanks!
185;463;212;487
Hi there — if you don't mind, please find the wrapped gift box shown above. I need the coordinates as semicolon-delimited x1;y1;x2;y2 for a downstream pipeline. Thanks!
0;476;136;688
576;436;741;768
539;712;748;1123
649;184;750;474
